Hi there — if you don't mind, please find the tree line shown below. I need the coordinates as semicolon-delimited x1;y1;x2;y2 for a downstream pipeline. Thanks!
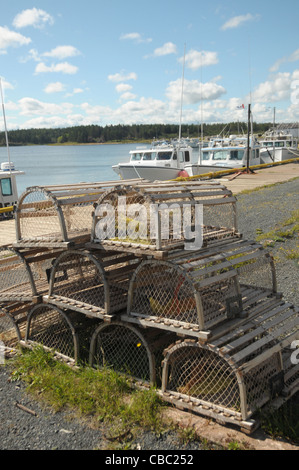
0;122;273;146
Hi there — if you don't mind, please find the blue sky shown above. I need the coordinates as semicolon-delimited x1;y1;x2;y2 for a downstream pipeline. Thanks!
1;0;299;130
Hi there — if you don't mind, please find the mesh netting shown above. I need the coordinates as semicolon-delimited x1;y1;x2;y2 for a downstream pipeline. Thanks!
17;189;62;241
163;342;241;413
26;304;79;361
89;322;154;382
0;247;36;301
49;250;139;315
92;183;239;252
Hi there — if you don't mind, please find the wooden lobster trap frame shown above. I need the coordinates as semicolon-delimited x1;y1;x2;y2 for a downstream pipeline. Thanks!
89;320;177;385
14;179;145;249
44;249;141;320
21;303;101;363
0;301;32;347
161;301;299;433
22;303;81;363
91;181;240;258
124;239;278;339
0;245;59;302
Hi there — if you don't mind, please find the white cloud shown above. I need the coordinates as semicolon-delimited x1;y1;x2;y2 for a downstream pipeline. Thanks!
180;49;219;70
43;45;81;60
152;42;177;57
166;78;226;105
35;61;78;75
108;71;137;82
120;32;152;43
221;13;259;31
13;8;54;29
18;97;73;116
20;115;85;129
44;82;66;93
270;48;299;72
0;26;31;51
251;72;293;103
119;92;137;101
115;83;133;93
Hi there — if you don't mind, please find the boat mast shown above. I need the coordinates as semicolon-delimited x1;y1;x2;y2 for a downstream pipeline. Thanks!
0;77;12;174
178;44;186;144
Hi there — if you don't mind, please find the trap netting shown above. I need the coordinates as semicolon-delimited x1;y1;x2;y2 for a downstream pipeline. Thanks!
0;302;31;347
24;303;99;363
0;246;60;302
89;320;177;385
127;240;277;333
162;301;298;429
91;181;239;255
46;249;140;318
14;180;145;249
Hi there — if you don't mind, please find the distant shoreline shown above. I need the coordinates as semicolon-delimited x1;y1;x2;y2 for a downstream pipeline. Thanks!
0;140;152;148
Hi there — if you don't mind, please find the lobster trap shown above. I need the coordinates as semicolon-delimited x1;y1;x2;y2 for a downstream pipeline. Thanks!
124;239;279;338
0;301;31;348
22;303;99;363
14;180;145;249
44;249;141;319
0;246;59;302
161;301;299;433
91;181;240;258
89;320;177;385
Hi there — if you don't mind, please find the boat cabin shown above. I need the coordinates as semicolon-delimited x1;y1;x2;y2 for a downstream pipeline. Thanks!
0;162;24;213
201;145;260;167
129;146;191;167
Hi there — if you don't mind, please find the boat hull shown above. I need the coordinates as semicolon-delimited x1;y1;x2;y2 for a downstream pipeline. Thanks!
260;148;299;163
112;164;182;181
184;163;244;177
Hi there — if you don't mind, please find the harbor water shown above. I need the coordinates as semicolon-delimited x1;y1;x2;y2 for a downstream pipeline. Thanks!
0;143;158;196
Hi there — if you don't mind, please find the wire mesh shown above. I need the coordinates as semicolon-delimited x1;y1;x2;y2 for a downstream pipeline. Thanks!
26;304;79;361
92;182;239;253
162;342;241;414
89;321;155;383
0;246;36;301
48;250;140;315
128;254;241;330
0;301;32;348
16;189;62;242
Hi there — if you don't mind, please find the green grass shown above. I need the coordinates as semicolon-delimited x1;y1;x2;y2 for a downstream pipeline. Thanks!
10;346;164;444
255;209;299;249
7;346;299;448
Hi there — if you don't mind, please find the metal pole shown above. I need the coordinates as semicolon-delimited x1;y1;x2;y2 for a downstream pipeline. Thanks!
0;77;12;173
246;104;251;171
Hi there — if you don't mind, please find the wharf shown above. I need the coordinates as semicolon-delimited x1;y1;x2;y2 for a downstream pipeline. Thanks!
1;161;298;248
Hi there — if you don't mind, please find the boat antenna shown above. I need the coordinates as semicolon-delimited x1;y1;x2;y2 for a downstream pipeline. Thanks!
0;77;12;174
178;44;186;144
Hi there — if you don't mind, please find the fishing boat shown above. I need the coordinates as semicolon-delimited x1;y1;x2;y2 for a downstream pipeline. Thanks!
184;134;261;176
112;143;193;181
0;78;24;218
0;161;24;215
259;127;299;163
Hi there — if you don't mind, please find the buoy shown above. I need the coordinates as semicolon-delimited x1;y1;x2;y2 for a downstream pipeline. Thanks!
178;170;189;178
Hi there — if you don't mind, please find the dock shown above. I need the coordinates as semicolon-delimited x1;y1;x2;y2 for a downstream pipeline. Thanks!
1;161;298;247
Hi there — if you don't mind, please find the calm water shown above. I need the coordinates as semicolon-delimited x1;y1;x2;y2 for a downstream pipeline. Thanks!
0;143;150;196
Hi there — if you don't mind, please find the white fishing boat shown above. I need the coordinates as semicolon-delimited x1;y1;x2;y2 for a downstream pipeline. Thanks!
184;135;261;176
0;161;24;213
259;127;299;163
112;143;193;181
0;77;24;217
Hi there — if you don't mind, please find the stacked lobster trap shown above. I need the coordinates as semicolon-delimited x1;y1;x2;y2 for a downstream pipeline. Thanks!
0;178;297;433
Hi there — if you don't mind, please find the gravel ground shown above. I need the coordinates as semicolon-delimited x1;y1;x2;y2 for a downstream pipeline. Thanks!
0;178;298;450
